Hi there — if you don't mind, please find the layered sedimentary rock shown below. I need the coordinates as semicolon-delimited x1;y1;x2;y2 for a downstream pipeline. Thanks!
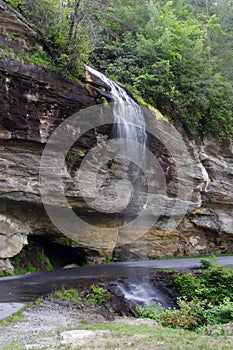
0;0;232;272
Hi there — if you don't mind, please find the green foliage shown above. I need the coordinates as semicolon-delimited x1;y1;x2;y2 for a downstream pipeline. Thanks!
174;259;233;304
159;298;206;330
5;0;24;10
7;0;92;79
137;298;203;330
11;242;53;275
200;258;215;269
102;256;112;264
0;309;24;326
76;150;85;158
136;303;162;321
0;271;12;277
19;45;53;67
89;0;233;140
5;0;233;139
138;261;233;331
200;262;233;304
173;273;205;298
86;284;111;305
138;297;233;331
55;236;79;247
53;287;80;304
0;44;15;58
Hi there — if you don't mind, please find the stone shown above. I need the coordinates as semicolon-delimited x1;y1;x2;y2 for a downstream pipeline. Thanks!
0;0;43;44
0;258;14;274
59;330;110;348
0;1;232;266
0;215;29;258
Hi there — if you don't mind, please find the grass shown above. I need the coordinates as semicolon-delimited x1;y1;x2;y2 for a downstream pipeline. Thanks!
76;321;233;350
1;321;232;350
1;341;24;350
151;253;233;260
0;309;24;326
3;321;232;350
53;287;81;304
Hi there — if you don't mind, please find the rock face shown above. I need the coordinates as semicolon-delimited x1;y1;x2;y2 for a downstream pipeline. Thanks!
0;1;232;272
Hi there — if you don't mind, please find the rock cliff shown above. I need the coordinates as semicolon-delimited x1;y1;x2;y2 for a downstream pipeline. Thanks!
0;1;232;273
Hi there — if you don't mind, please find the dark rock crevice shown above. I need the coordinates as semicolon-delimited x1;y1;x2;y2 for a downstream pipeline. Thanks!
28;235;88;268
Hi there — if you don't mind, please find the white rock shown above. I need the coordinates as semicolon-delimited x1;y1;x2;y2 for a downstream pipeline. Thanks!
59;329;110;348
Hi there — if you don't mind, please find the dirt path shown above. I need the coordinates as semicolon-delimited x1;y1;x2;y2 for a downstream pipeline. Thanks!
0;298;111;349
1;298;232;350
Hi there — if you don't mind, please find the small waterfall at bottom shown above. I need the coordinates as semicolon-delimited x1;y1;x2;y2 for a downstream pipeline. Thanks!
116;277;175;309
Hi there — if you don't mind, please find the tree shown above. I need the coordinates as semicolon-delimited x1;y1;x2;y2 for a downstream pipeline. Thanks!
6;0;92;78
6;0;233;139
90;0;233;139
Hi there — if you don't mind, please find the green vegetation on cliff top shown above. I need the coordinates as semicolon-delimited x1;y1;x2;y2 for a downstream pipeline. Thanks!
4;0;233;140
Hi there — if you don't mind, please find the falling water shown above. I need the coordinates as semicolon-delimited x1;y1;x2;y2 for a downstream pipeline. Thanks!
85;65;148;163
84;66;170;308
85;65;152;224
117;278;175;309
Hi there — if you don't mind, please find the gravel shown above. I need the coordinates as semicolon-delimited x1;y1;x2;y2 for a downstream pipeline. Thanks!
0;298;110;349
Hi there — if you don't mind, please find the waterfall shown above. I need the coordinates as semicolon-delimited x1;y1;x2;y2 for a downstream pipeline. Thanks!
84;65;155;240
85;65;148;164
117;278;175;309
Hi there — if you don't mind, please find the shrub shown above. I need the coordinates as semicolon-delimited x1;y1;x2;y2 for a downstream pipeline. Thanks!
136;304;161;321
86;284;111;305
200;262;233;304
138;298;208;331
138;261;233;331
173;273;205;299
173;260;233;304
137;297;233;331
53;288;80;304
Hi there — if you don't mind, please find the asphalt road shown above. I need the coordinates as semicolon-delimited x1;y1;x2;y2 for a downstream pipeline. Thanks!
124;256;233;269
0;255;232;302
0;256;232;321
0;302;26;321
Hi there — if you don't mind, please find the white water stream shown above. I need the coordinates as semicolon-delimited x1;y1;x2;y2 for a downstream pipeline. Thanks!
85;65;148;163
117;279;174;309
84;66;173;309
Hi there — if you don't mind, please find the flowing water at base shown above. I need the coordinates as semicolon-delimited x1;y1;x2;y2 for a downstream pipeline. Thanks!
117;278;174;309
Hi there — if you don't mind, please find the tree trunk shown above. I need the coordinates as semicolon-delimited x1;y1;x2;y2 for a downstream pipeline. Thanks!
68;0;82;43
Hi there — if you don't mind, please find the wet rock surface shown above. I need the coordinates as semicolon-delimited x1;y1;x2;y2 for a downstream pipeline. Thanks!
0;1;232;272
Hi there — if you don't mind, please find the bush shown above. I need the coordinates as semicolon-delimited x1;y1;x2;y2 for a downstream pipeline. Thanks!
86;285;111;305
173;273;205;299
138;261;233;331
53;288;80;304
174;260;233;304
138;298;208;331
200;262;233;304
137;297;233;331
